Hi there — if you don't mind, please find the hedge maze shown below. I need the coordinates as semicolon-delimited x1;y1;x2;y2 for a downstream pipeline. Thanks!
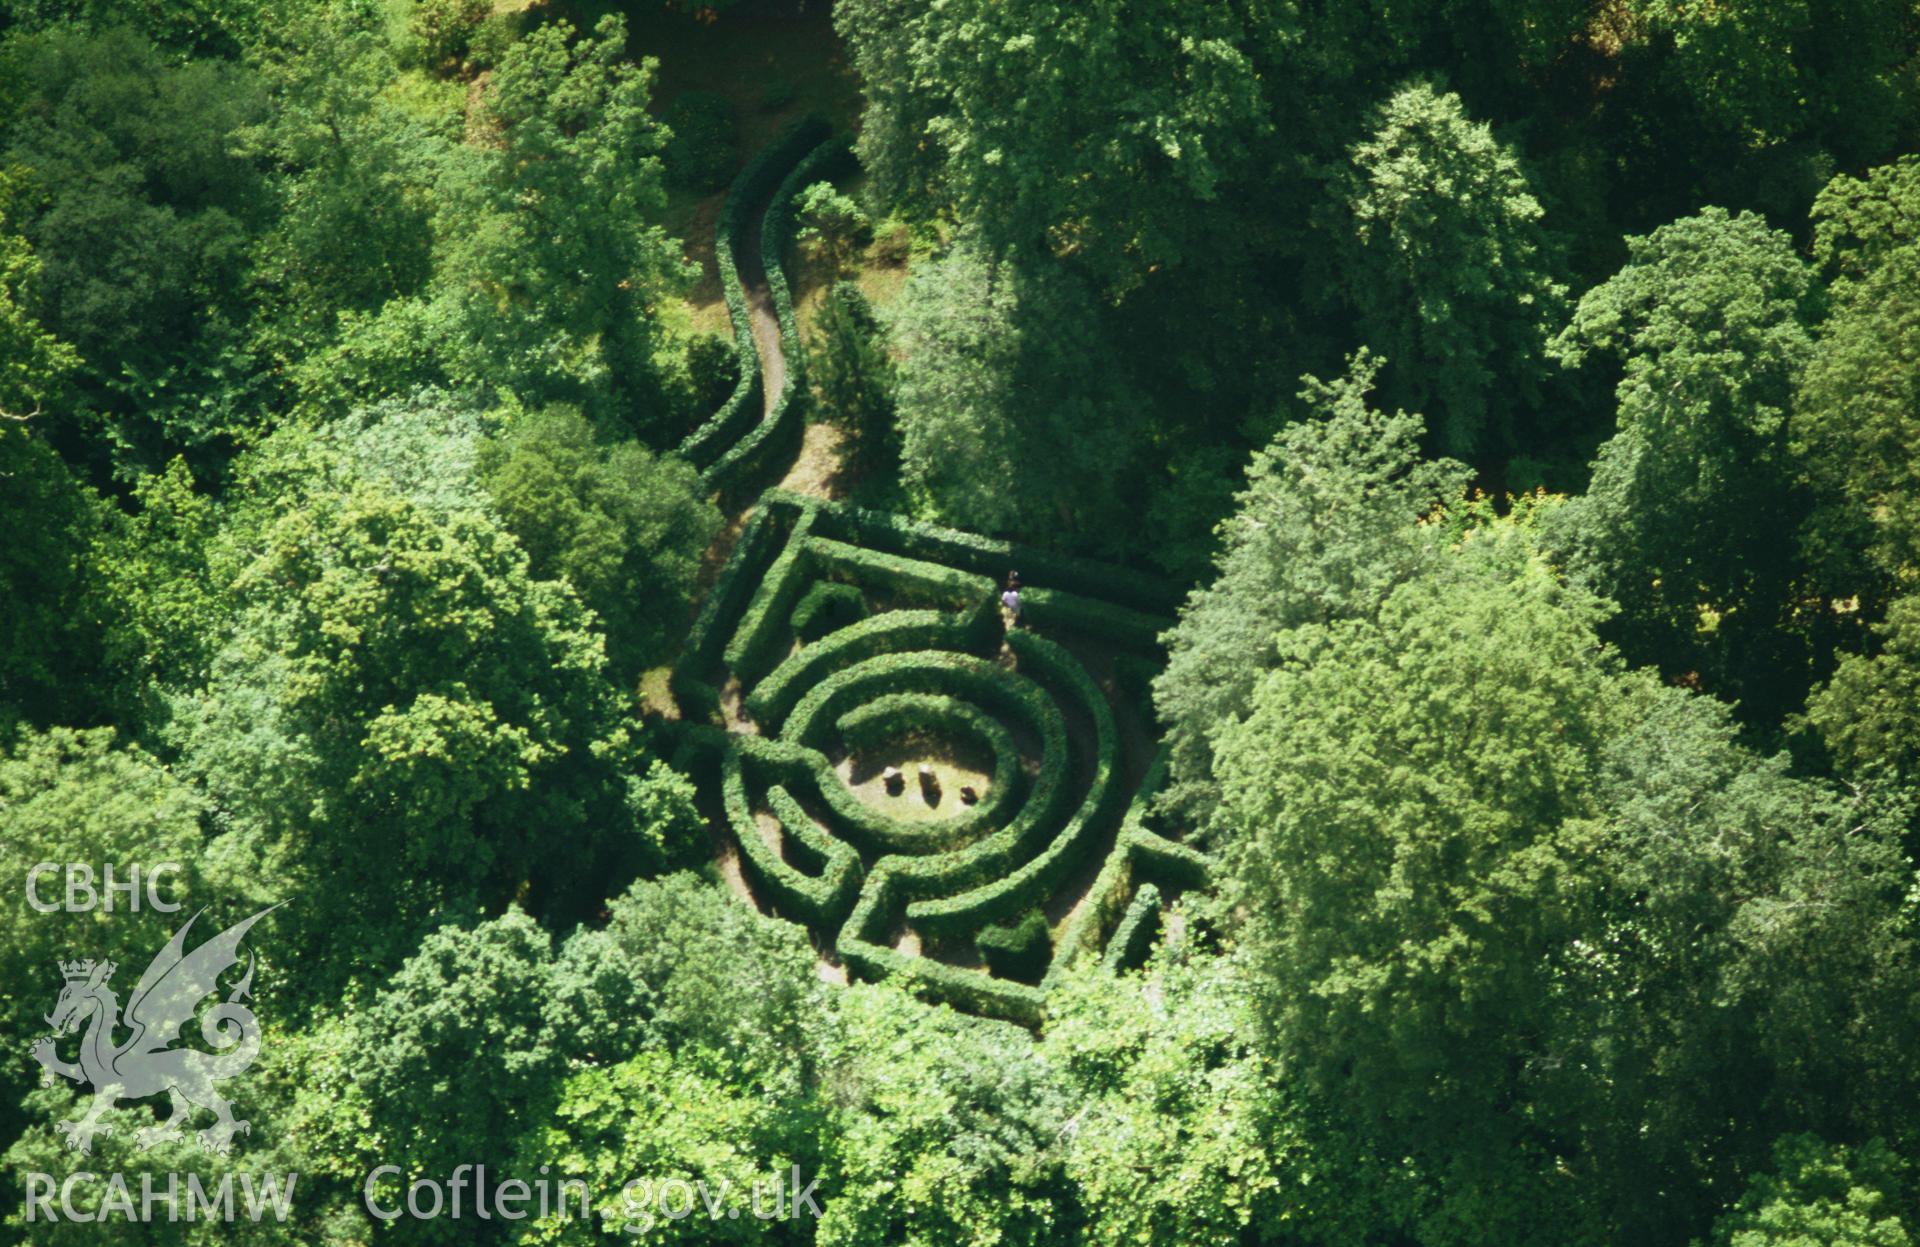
666;491;1216;1023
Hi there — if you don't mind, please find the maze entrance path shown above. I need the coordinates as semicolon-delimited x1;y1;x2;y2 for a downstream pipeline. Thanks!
664;490;1216;1024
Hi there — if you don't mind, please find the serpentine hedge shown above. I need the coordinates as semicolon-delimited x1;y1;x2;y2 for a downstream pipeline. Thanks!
675;119;857;496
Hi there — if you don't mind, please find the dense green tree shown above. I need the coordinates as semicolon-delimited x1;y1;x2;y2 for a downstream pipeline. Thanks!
1318;82;1567;458
0;24;267;472
0;728;203;1144
0;167;74;420
1550;207;1817;717
244;5;443;397
478;407;719;678
891;243;1136;540
357;911;567;1190
0;433;114;726
434;15;691;437
1628;0;1915;162
0;186;112;721
1153;351;1467;828
167;485;637;982
1297;0;1593;88
515;1049;810;1245
1803;595;1920;782
0;0;268;55
808;282;897;485
835;0;1278;291
1210;519;1918;1244
1039;953;1328;1247
817;984;1068;1247
555;873;826;1092
3;1082;310;1245
102;391;498;715
1703;1135;1913;1247
1797;157;1920;589
96;457;223;712
1212;529;1623;1243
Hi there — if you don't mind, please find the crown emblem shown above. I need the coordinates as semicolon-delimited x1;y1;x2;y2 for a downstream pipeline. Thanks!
59;959;111;983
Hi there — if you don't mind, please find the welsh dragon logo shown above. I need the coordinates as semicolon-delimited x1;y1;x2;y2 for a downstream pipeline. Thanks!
29;905;281;1157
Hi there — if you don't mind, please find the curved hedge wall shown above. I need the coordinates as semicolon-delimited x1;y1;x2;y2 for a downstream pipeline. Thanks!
676;120;831;470
717;737;862;927
676;119;856;497
747;608;990;730
820;691;1024;854
702;131;858;496
903;632;1121;938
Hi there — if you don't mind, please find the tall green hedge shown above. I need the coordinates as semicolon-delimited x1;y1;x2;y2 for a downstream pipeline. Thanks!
977;909;1051;983
813;497;1182;616
1100;883;1162;973
672;502;798;722
721;749;861;927
806;536;996;614
791;580;867;641
1040;746;1214;993
722;505;821;685
747;608;988;730
676;121;831;469
1019;586;1170;651
702;131;858;495
836;869;1047;1025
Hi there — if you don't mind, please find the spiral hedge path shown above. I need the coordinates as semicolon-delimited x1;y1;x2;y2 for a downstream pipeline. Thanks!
666;491;1216;1024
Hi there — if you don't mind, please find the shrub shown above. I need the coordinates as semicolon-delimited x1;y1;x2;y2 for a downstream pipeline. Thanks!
662;91;738;193
870;218;913;266
977;909;1051;984
1101;884;1162;972
782;649;1061;760
791;580;868;642
667;488;1202;1022
810;282;899;481
760;77;797;111
409;0;490;68
795;180;870;275
466;12;524;69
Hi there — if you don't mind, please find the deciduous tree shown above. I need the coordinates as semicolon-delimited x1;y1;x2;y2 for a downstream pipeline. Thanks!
1319;82;1567;458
